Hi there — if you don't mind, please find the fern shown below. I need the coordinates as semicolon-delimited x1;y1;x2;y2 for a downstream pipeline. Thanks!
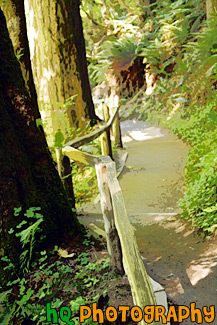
19;218;43;271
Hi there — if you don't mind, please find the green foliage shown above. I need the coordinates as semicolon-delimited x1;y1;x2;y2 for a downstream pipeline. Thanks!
0;251;110;324
82;0;206;88
141;11;217;115
0;207;45;323
137;6;217;237
81;0;141;86
90;0;216;236
166;99;217;236
71;162;98;206
2;207;44;283
83;234;94;247
0;208;112;324
70;137;101;206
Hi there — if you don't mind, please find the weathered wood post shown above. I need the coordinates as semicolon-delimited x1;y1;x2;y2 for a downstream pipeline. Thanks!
55;148;76;209
106;161;160;325
111;95;123;148
62;147;161;325
101;105;113;159
62;147;124;274
95;162;124;275
113;116;123;148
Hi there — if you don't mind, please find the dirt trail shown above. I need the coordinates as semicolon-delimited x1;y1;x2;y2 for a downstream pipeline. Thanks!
78;120;217;323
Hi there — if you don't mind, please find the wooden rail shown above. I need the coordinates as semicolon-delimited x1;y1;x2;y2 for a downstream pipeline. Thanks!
64;105;119;149
62;146;104;167
56;105;120;208
56;106;160;324
62;148;160;325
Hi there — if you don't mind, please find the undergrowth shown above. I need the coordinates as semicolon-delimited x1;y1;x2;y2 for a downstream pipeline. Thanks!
71;162;99;207
140;10;217;237
0;207;116;324
54;124;101;207
82;0;217;236
164;99;217;237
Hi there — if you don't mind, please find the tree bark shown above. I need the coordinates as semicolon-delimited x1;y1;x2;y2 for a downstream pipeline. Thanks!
0;8;81;285
2;1;36;106
24;0;97;146
206;0;217;19
1;0;43;135
71;0;98;124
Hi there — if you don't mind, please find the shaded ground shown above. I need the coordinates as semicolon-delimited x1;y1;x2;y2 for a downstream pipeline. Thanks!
79;120;217;324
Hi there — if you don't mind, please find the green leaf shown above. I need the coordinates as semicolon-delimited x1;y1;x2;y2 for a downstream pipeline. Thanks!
8;228;14;235
14;207;22;216
24;207;41;218
6;278;20;286
3;263;14;271
70;296;87;313
17;288;34;306
203;206;217;213
0;303;16;325
19;218;43;246
0;290;12;304
1;256;10;262
36;118;43;128
16;220;28;229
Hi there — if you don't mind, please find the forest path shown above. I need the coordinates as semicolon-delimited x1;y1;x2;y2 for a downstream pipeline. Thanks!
78;120;217;319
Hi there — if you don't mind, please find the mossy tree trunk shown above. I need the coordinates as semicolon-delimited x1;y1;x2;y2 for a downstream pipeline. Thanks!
1;0;45;141
206;0;217;19
24;0;97;146
0;8;81;285
1;1;38;117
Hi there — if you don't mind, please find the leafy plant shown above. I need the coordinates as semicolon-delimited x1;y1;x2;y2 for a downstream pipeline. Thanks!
71;162;99;206
0;208;113;324
0;207;44;323
165;99;217;236
104;0;217;237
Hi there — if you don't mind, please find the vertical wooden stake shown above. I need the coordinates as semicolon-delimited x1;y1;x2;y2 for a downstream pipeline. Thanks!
101;105;113;158
112;108;123;148
55;148;76;209
106;161;160;325
95;162;124;275
62;156;76;209
56;147;63;177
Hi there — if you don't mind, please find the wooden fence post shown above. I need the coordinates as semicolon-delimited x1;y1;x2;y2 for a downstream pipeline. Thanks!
101;105;113;159
55;147;63;177
111;107;123;148
106;161;160;325
61;147;161;324
95;162;124;275
55;148;75;209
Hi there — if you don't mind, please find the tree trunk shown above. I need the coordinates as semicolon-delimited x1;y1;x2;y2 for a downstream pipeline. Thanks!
206;0;217;19
0;8;81;285
1;0;45;141
71;0;98;124
24;0;96;146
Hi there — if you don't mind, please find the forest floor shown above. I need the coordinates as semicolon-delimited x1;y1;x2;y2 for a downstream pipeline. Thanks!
78;120;217;324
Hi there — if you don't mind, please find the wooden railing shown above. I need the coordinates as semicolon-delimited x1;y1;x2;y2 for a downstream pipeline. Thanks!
55;105;121;208
64;105;120;151
55;107;160;325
